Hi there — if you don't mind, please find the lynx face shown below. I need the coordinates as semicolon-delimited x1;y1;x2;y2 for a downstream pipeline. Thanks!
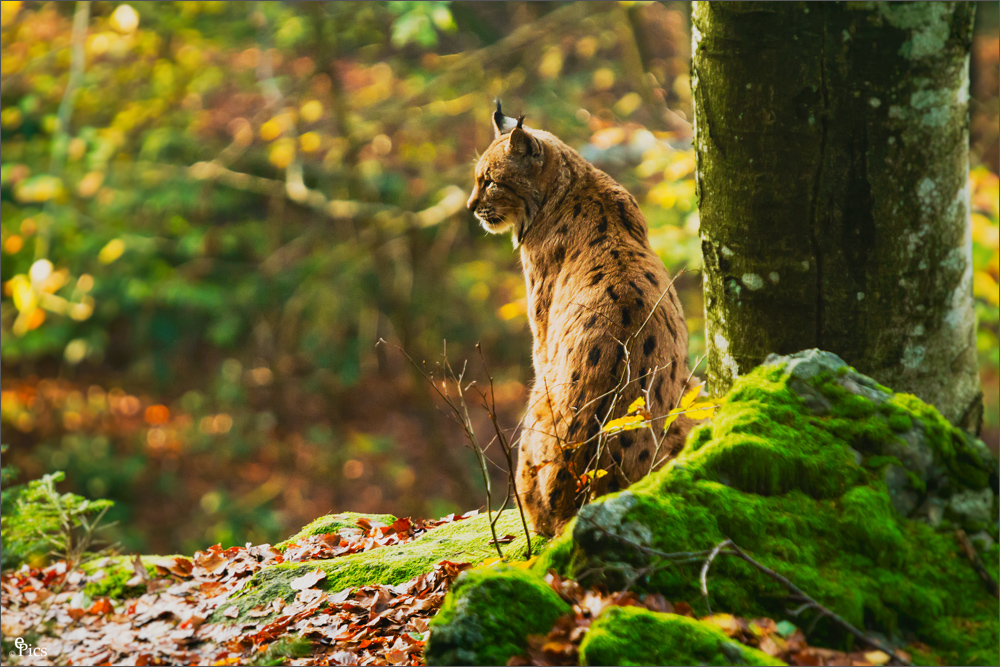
466;106;545;245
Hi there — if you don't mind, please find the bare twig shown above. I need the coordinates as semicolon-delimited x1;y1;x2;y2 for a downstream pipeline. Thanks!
956;529;999;598
475;345;533;556
379;339;504;558
724;541;912;666
700;538;731;614
580;516;911;665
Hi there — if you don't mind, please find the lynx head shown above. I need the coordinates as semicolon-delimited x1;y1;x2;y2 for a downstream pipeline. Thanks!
467;101;546;246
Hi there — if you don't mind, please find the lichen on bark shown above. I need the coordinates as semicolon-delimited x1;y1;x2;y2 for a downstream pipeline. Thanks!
693;1;982;432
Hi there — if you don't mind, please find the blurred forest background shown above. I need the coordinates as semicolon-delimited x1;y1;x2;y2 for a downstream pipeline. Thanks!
1;0;998;557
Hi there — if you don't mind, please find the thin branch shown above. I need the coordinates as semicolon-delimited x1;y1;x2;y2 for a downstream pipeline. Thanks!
724;541;912;666
700;538;731;614
379;339;504;558
49;1;90;176
476;344;533;556
956;529;999;598
186;160;466;227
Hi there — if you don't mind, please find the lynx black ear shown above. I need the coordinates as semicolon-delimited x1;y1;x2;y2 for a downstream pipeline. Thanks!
492;99;519;138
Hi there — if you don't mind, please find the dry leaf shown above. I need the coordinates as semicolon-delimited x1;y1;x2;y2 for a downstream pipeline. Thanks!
289;568;327;591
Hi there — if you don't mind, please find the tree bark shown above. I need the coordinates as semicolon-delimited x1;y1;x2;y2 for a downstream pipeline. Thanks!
693;1;982;432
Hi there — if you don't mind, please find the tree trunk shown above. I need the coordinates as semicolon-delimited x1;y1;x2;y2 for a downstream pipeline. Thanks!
693;1;982;432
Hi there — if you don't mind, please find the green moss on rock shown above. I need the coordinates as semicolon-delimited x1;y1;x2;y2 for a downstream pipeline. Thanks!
424;566;570;666
215;509;546;623
579;606;781;666
545;350;998;665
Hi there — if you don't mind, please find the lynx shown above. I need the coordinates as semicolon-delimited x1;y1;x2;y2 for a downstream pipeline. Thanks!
467;104;691;535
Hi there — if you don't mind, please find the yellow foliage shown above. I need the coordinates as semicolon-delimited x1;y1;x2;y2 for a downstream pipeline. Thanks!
0;1;22;28
538;46;563;80
110;5;140;34
3;234;24;254
685;400;721;420
591;127;626;150
259;117;285;142
663;382;711;431
626;396;645;413
77;171;105;198
1;107;22;129
614;92;642;117
99;239;126;264
498;300;526;321
602;413;648;434
974;271;999;306
268;139;296;169
300;100;323;123
575;36;598;60
593;67;615;91
678;382;705;410
299;132;321;153
14;176;65;204
603;395;653;434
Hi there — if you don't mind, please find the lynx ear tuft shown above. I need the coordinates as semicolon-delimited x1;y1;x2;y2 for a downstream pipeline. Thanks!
492;99;519;138
517;114;525;129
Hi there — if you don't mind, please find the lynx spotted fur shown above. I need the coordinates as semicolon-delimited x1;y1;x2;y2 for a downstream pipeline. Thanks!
467;104;690;535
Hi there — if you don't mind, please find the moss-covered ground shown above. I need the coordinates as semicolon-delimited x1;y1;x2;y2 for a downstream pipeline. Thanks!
578;606;781;666
275;511;398;551
80;555;181;599
214;508;546;623
427;351;999;666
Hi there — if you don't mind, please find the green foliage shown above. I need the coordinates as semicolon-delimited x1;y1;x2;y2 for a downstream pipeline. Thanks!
0;468;113;570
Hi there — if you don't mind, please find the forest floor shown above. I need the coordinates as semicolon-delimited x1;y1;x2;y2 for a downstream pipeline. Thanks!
1;512;908;666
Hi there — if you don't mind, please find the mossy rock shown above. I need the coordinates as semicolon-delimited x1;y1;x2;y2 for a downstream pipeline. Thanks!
431;350;998;666
275;511;398;551
579;606;781;666
214;509;546;623
425;566;571;666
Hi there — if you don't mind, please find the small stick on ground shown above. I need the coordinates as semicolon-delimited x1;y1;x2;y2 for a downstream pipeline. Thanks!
700;538;731;614
956;529;999;598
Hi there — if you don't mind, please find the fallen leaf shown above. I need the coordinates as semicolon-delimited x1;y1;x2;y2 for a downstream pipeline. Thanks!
705;613;740;637
194;546;229;574
87;598;114;615
289;568;327;591
862;650;890;666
